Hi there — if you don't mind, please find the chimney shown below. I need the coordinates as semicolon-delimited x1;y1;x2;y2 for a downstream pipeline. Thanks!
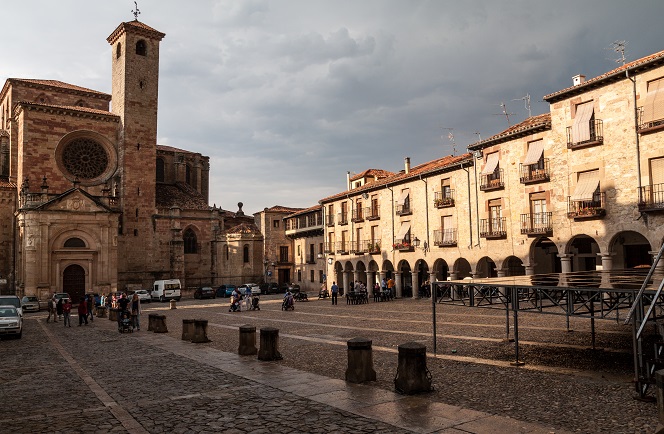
404;157;410;174
572;74;586;86
346;171;351;190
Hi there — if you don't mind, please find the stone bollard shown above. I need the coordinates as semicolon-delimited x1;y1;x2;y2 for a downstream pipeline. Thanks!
345;338;377;383
258;327;282;361
108;308;119;322
147;313;158;331
170;299;177;309
656;370;664;434
394;342;433;394
97;306;107;318
191;319;211;343
152;314;168;333
238;325;258;355
182;319;195;341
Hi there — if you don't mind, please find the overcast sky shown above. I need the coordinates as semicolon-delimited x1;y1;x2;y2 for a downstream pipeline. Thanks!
3;1;664;214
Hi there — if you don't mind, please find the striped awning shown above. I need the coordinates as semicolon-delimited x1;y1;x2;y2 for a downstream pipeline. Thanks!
396;222;411;240
522;140;544;165
571;101;594;143
571;170;599;201
481;152;499;175
642;77;664;125
396;189;410;206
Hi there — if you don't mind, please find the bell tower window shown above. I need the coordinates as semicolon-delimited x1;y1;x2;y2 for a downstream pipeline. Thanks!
116;42;122;59
136;40;147;56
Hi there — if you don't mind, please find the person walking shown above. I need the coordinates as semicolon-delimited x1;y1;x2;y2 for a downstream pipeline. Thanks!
47;295;57;323
387;277;395;298
56;298;64;321
78;298;88;326
62;299;72;327
86;294;94;322
244;285;252;311
331;281;339;305
130;292;141;331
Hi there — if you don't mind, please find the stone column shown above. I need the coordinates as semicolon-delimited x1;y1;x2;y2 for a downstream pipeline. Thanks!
394;342;432;394
343;272;350;295
524;263;536;276
651;251;664;272
599;253;613;271
379;271;387;284
345;338;377;383
559;254;573;273
353;271;361;286
429;272;437;299
496;269;506;278
238;325;258;355
395;272;403;298
366;271;374;297
449;271;458;280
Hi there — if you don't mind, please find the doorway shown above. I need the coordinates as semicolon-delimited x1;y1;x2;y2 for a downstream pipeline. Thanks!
63;264;86;304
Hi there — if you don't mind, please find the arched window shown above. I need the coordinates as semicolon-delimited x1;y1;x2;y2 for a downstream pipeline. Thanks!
136;40;147;56
156;158;165;182
64;237;86;248
185;164;191;186
116;42;122;59
243;245;250;263
224;244;229;261
184;228;197;254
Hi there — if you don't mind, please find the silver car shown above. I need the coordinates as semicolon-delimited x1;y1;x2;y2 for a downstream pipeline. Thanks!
127;290;151;303
21;296;40;312
0;305;23;339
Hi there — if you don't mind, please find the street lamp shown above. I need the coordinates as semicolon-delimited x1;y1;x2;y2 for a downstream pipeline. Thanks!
412;236;429;253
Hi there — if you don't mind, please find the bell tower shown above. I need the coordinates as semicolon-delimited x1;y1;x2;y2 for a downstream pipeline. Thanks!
107;20;165;274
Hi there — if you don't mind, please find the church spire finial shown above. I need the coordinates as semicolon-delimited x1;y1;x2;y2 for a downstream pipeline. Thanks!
132;1;141;20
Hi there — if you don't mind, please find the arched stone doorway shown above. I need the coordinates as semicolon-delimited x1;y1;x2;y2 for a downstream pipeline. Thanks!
453;258;472;279
531;237;560;274
398;260;412;297
504;256;525;277
475;256;497;278
432;258;449;282
356;261;367;285
568;235;600;272
63;264;86;304
414;259;430;297
609;231;652;269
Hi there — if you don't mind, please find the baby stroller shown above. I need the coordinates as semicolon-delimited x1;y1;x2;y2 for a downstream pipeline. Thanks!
229;295;241;312
282;293;295;311
249;295;260;311
118;310;133;333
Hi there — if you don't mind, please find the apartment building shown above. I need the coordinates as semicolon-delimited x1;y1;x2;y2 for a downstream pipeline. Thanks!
254;206;303;286
284;206;325;292
319;48;664;297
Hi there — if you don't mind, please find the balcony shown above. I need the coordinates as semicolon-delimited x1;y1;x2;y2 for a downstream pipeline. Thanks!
336;241;349;255
351;208;364;223
323;242;334;254
480;169;504;191
337;212;348;226
567;193;606;220
350;239;367;254
367;241;381;254
325;214;335;227
566;119;603;149
366;205;380;220
396;203;412;216
433;228;457;247
638;107;664;134
433;190;455;208
480;217;507;239
639;183;664;212
520;212;553;236
284;214;324;237
519;159;550;184
393;238;413;252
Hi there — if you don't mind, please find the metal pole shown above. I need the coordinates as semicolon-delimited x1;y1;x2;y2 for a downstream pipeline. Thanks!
505;302;510;340
511;286;525;366
431;281;437;354
590;294;596;350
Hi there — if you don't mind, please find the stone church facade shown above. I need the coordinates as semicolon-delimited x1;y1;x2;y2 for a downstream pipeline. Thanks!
0;20;263;302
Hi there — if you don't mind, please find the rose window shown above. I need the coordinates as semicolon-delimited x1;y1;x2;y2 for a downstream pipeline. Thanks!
62;138;109;180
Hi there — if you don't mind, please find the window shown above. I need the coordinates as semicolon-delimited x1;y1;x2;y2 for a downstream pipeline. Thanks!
442;216;454;243
156;158;165;182
442;178;451;198
319;242;323;254
297;245;301;257
64;237;86;248
116;42;122;59
273;220;280;228
488;199;502;232
183;228;197;254
641;77;664;127
224;244;229;261
572;101;594;143
319;270;324;283
482;152;500;177
279;246;289;263
530;192;548;229
571;170;600;202
136;40;147;56
243;245;250;263
397;189;410;213
310;270;315;282
297;270;302;282
649;157;664;187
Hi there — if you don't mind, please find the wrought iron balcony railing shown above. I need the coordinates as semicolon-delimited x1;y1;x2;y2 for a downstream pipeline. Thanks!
638;106;664;133
519;159;550;184
393;238;413;252
433;190;455;208
350;239;367;254
337;212;348;226
323;242;334;254
367;241;381;254
366;205;380;220
639;183;664;212
567;192;606;219
480;169;504;191
520;212;553;235
480;217;507;239
396;203;412;216
433;228;457;247
336;240;349;254
566;119;603;149
351;208;364;223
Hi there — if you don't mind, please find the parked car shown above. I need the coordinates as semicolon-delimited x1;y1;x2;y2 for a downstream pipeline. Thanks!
238;283;261;295
217;284;237;298
194;287;216;299
126;290;151;303
0;295;23;317
0;305;23;339
54;292;70;303
21;296;40;312
259;282;279;295
286;284;301;294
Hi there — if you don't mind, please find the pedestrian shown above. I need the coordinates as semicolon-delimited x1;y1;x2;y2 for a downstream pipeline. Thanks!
331;281;339;305
47;295;56;323
78;298;88;326
62;298;72;327
244;285;252;311
56;297;64;320
86;294;94;322
373;281;380;295
387;277;395;298
130;292;141;330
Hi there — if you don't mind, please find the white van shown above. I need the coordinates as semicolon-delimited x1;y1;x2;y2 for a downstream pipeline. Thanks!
151;279;182;302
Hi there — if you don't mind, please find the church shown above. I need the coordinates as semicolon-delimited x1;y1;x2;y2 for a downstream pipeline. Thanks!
0;19;264;302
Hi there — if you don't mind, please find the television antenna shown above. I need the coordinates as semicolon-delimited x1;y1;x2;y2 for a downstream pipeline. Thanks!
493;102;515;127
441;127;456;155
609;40;627;65
512;94;531;118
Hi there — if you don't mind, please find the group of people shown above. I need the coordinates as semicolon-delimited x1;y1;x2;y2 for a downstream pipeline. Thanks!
326;277;395;306
229;286;257;312
46;291;142;330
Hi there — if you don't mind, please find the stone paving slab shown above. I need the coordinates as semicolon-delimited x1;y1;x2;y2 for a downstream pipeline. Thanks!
1;314;571;433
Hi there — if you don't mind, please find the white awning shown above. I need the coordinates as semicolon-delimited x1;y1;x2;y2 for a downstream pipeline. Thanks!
396;189;410;206
642;77;664;125
571;101;594;143
651;157;664;186
522;140;544;165
481;152;499;175
571;170;599;201
396;222;411;240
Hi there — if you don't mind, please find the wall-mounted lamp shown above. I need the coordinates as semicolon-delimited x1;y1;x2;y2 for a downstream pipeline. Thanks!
412;236;429;253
